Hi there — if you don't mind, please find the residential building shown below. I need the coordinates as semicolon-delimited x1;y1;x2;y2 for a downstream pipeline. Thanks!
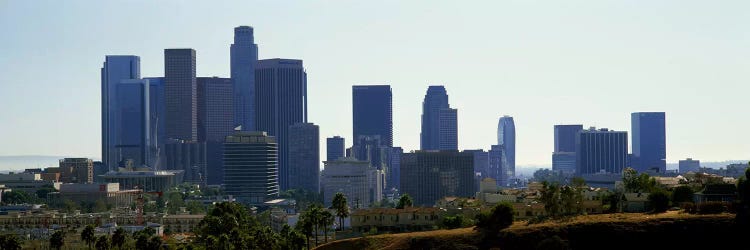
420;86;457;150
255;58;307;190
58;158;94;184
497;116;515;180
631;112;666;173
326;136;345;162
400;151;474;206
197;77;234;185
288;123;320;193
321;157;382;208
352;85;393;147
350;207;442;233
231;26;259;131
223;131;280;204
679;158;700;173
552;125;583;175
164;48;197;141
576;127;628;175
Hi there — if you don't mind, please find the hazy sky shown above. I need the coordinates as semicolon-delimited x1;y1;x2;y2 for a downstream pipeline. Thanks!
1;0;748;166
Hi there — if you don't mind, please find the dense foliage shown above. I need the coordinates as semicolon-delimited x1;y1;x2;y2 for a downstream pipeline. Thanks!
475;202;514;238
647;190;670;213
396;194;414;209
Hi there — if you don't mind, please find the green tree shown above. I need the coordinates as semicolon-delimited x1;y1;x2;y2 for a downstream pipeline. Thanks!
1;190;34;204
280;224;306;250
396;194;414;209
50;231;65;250
648;190;670;213
111;227;126;250
82;224;96;249
441;215;463;229
0;234;23;250
475;202;514;238
36;184;57;200
305;204;323;246
194;202;258;246
185;200;206;214
320;210;334;243
736;167;750;225
296;212;314;249
623;167;657;193
331;192;349;231
671;186;695;204
540;181;561;218
95;235;110;250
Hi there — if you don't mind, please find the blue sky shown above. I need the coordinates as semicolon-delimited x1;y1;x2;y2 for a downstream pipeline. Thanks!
1;0;748;166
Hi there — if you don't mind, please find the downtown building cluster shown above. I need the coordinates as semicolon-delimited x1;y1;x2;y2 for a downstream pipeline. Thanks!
100;25;518;207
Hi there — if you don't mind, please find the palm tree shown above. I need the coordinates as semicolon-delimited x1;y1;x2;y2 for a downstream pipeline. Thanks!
295;213;314;249
320;210;335;243
111;227;126;249
308;205;323;246
81;224;96;249
50;231;65;250
95;235;110;250
332;192;349;231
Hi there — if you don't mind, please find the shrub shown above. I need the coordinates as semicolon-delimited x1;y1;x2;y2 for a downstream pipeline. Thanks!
697;202;726;214
648;190;670;213
475;202;514;238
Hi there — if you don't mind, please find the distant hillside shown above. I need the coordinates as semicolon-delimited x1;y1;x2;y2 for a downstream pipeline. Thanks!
0;155;69;172
315;212;739;250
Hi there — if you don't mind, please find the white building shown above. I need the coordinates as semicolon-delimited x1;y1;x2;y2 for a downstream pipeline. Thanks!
321;157;382;209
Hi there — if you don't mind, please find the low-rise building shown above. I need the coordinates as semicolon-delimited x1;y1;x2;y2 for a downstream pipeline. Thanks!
0;172;58;194
101;170;184;193
0;210;203;235
623;193;649;212
350;207;442;233
48;183;138;208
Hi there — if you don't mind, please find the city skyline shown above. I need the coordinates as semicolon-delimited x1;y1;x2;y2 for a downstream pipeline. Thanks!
2;1;750;166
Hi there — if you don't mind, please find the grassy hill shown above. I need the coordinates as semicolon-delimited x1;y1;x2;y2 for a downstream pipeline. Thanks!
315;211;740;250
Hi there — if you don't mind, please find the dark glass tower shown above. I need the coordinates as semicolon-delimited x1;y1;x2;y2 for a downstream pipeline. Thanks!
255;58;307;190
145;77;165;170
352;85;393;147
231;26;259;131
164;48;197;141
420;86;456;150
326;136;345;162
400;150;474;206
576;127;628;174
552;124;583;175
101;55;142;170
223;131;279;204
631;112;666;173
197;77;234;185
288;123;320;193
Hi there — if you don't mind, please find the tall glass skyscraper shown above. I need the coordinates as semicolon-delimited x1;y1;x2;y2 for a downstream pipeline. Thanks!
145;77;165;169
497;116;515;179
420;86;457;150
164;48;197;141
352;85;393;147
255;58;307;190
576;127;628;174
197;77;234;185
326;136;345;162
288;123;320;193
101;56;149;170
231;26;258;131
631;112;666;173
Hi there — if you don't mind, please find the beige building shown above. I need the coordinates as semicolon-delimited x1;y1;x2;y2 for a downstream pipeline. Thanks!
350;207;442;232
0;210;203;234
59;158;94;183
49;183;138;208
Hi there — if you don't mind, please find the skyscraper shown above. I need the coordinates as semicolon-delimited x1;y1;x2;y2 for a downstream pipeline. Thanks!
326;136;345;162
400;150;475;206
497;116;515;179
197;77;234;185
420;86;457;150
164;49;197;141
464;149;489;178
576;127;628;174
59;158;94;184
164;140;206;185
113;79;151;168
352;85;393;147
321;157;382;208
387;147;403;191
145;77;165;169
488;145;508;187
255;58;307;190
288;123;320;193
101;55;142;170
231;26;259;131
631;112;666;173
553;124;583;175
223;131;279;204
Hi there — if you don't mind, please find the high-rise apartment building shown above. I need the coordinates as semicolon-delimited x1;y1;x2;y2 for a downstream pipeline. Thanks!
631;112;666;173
231;26;259;131
400;151;474;206
352;85;393;147
164;48;197;141
497;116;515;179
255;58;307;190
576;127;628;175
288;123;320;193
326;136;345;162
223;131;279;204
420;86;457;150
197;77;234;185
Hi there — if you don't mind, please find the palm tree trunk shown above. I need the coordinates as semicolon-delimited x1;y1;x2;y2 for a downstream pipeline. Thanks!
314;224;319;246
306;236;310;250
324;227;328;243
